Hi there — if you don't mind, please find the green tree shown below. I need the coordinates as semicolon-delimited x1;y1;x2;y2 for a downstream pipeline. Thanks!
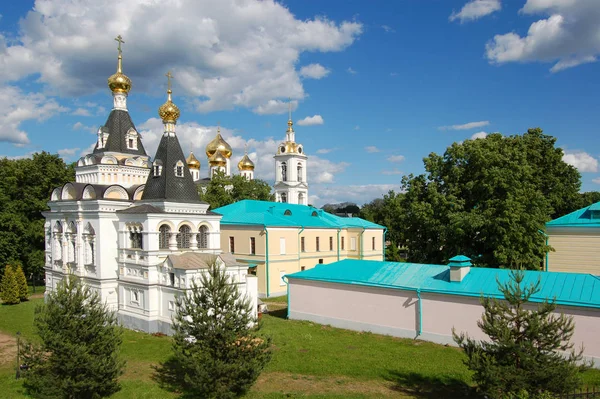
453;270;588;399
0;264;20;304
23;276;124;399
158;259;271;398
360;192;405;261
398;129;580;268
0;152;74;278
14;263;28;301
199;170;274;210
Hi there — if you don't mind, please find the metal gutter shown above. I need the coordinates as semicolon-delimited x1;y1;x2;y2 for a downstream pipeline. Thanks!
538;229;549;272
383;227;388;260
283;275;290;319
264;225;270;298
336;228;341;261
360;227;366;260
416;289;422;337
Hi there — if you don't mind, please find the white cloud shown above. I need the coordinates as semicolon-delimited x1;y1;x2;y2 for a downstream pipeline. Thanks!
0;85;67;145
0;0;362;113
365;146;380;153
593;178;600;184
57;147;81;159
439;120;490;130
381;25;395;33
347;67;357;75
450;0;502;23
382;169;403;175
72;108;91;116
316;148;334;154
486;0;600;72
471;131;488;139
73;121;97;134
387;155;405;163
254;100;298;115
299;63;331;79
563;151;598;173
296;115;324;126
309;183;402;207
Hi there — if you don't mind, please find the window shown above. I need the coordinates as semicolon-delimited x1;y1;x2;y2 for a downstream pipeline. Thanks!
159;225;171;249
280;237;286;255
169;272;175;286
300;237;305;252
329;236;333;251
280;193;287;203
372;237;376;250
250;237;256;255
298;193;304;205
318;259;323;264
301;266;306;271
316;237;320;252
198;225;208;249
131;290;139;304
281;162;287;182
229;236;235;253
126;128;138;150
174;161;184;178
129;227;143;249
297;164;303;182
284;209;292;216
168;301;175;311
311;211;318;217
153;160;163;177
351;237;357;251
177;225;191;249
128;138;134;148
341;236;345;250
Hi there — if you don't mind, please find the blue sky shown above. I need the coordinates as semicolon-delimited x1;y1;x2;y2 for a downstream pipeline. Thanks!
1;0;599;206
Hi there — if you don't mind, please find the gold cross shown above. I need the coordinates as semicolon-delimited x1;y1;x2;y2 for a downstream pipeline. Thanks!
165;71;173;91
115;35;125;54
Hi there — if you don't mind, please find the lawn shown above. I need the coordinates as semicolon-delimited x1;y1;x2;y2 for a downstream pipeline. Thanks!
0;296;598;398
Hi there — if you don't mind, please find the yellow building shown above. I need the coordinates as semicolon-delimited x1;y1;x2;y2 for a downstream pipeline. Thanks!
545;202;600;275
214;200;385;297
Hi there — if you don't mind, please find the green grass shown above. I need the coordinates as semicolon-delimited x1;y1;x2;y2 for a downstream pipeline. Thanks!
1;296;599;398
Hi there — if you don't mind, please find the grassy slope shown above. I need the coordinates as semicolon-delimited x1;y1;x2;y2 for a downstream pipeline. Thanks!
0;297;598;398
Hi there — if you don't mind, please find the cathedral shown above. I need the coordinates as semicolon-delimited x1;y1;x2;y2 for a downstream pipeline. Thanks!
42;37;271;334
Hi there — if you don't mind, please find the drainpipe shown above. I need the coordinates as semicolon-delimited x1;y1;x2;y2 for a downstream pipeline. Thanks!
416;289;422;337
360;227;366;260
264;225;270;297
336;228;341;261
283;275;290;319
297;226;304;264
383;227;388;261
538;229;549;272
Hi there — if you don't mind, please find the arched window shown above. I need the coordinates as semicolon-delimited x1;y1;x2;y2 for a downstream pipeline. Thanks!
298;193;304;205
129;224;143;249
177;225;191;249
53;221;63;262
297;164;303;182
281;162;287;182
159;225;171;249
198;225;209;249
83;223;96;266
174;160;184;178
153;160;163;177
280;193;287;203
284;209;292;216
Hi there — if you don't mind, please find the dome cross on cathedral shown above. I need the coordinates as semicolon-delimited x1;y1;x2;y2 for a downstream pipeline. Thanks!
115;35;125;55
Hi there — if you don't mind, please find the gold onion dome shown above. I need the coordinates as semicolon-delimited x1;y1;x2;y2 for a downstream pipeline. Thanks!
205;132;233;159
286;119;294;133
209;150;227;167
158;91;180;123
108;35;131;93
238;153;255;171
186;152;201;169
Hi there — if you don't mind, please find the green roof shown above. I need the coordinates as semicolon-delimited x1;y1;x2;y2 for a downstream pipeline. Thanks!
286;259;600;309
214;200;384;229
547;201;600;227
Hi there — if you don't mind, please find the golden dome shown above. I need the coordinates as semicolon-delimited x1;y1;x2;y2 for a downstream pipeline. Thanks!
108;36;131;94
208;150;227;167
205;132;233;159
238;153;255;171
186;151;200;169
158;89;180;123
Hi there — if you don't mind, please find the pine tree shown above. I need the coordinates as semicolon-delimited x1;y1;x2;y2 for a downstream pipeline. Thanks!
0;264;20;304
14;263;28;301
453;270;588;399
22;276;125;399
159;258;271;398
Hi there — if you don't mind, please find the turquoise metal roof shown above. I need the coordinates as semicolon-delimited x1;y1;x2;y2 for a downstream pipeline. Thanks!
547;201;600;227
214;200;384;230
286;259;600;309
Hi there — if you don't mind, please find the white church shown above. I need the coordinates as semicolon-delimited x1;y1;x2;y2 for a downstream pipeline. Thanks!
41;37;316;333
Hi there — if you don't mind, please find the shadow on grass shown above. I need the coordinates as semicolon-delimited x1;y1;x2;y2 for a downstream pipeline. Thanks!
385;370;482;399
152;357;187;398
265;307;287;320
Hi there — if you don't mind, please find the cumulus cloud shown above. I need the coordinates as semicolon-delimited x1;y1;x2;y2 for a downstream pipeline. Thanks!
562;151;598;173
439;120;490;130
347;67;358;75
450;0;502;23
296;115;324;126
57;147;81;159
73;121;97;134
365;146;380;153
593;178;600;184
387;155;405;163
316;148;334;154
299;63;331;79
0;85;67;145
254;100;298;116
0;0;362;113
471;131;488;139
486;0;600;72
309;183;402;207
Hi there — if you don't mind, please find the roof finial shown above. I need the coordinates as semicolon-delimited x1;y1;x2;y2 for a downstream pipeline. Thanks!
217;121;221;134
245;143;248;155
165;70;173;101
115;35;124;73
288;97;292;121
158;71;180;124
108;35;131;93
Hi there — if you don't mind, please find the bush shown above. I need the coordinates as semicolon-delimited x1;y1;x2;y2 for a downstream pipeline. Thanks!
0;264;20;304
14;263;28;301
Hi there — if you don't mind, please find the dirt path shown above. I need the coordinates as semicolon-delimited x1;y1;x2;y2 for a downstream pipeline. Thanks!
0;332;17;366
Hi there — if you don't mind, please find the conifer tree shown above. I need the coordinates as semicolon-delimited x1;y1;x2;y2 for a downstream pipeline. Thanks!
0;264;20;304
14;263;28;301
22;276;124;399
159;258;271;398
453;270;588;399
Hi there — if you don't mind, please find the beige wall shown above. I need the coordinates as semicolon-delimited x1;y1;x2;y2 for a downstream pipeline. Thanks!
547;229;600;274
289;279;600;366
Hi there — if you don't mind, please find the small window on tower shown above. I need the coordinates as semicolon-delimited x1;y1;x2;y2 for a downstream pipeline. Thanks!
174;161;184;177
298;147;303;154
126;128;138;150
280;146;286;153
153;160;163;177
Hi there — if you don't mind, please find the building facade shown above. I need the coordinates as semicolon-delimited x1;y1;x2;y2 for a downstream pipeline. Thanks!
214;200;385;297
43;40;257;334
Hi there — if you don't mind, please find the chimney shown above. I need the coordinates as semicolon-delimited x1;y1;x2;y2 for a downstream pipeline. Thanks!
448;255;472;282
